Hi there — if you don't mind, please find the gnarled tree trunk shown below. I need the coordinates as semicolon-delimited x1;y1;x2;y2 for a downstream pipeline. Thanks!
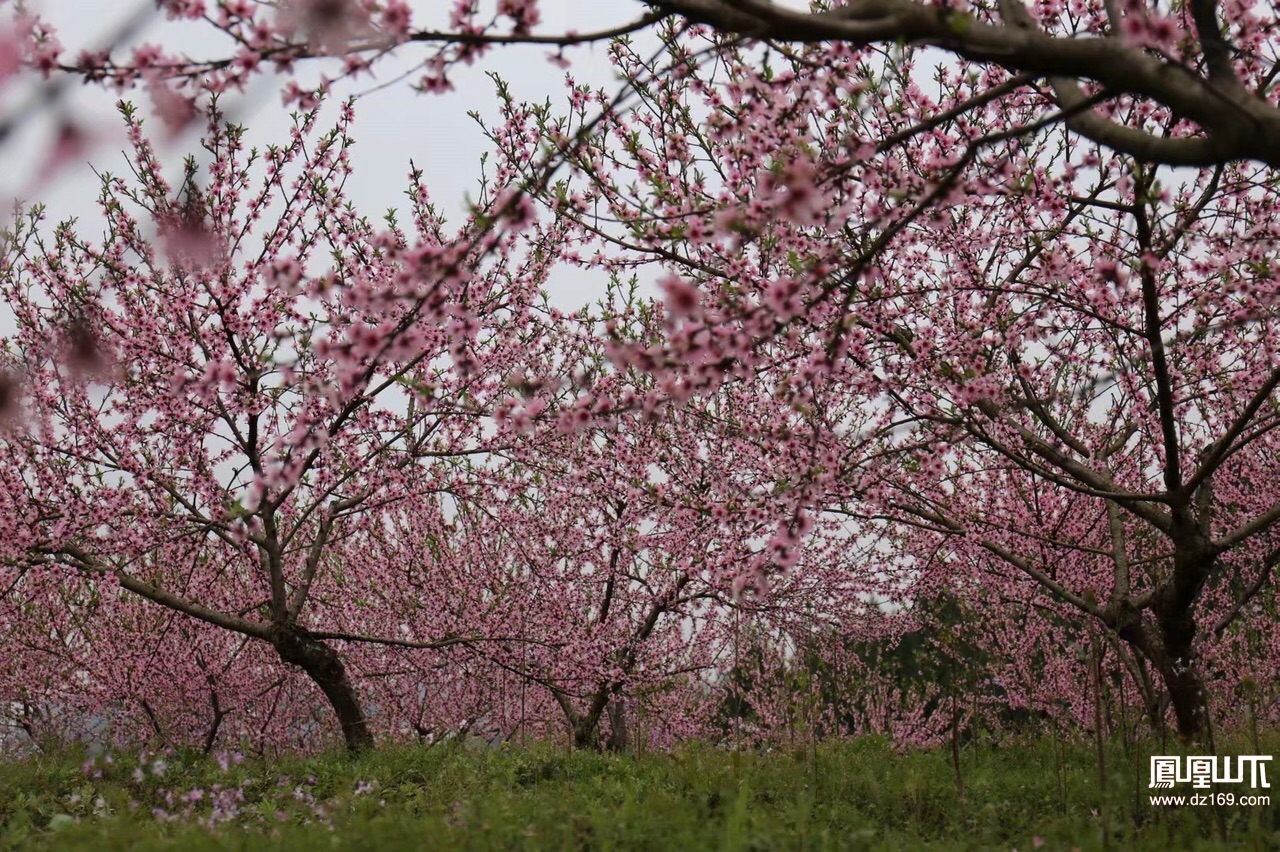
1150;612;1210;743
606;695;631;753
1119;609;1209;744
272;627;374;753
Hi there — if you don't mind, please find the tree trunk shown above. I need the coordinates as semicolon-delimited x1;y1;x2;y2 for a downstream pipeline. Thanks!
1112;529;1214;744
572;718;599;749
606;695;630;753
569;690;618;750
272;628;374;753
1153;531;1215;742
1119;612;1209;743
1152;623;1210;743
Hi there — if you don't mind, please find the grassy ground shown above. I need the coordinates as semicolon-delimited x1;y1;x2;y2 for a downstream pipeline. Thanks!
1;734;1277;850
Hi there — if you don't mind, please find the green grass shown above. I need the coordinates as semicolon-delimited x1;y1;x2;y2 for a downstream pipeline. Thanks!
1;734;1277;850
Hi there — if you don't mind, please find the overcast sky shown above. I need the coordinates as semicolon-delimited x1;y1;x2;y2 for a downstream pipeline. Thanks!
1;1;736;311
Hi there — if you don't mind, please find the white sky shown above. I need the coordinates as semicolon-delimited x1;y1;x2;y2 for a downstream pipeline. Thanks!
1;1;717;310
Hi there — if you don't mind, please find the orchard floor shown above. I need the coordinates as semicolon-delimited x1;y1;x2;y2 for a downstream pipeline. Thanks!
2;734;1277;850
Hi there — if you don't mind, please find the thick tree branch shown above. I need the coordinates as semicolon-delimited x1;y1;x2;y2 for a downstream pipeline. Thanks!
1131;184;1182;494
651;0;1280;166
50;545;272;641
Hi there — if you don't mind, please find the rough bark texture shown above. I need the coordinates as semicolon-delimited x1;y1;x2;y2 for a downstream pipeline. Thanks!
1151;613;1210;743
1117;610;1209;743
606;696;631;753
1153;537;1215;742
272;628;374;752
